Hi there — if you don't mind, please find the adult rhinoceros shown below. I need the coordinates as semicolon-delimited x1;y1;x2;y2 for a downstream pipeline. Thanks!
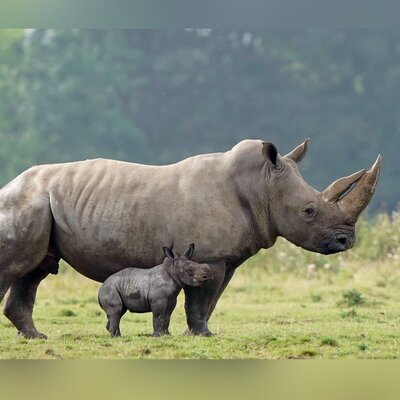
0;139;381;338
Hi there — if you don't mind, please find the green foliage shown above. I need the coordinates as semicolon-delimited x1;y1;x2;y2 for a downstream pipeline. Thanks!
300;350;318;358
21;30;148;164
0;30;37;182
320;337;339;347
310;293;323;303
358;343;368;351
341;309;358;319
59;309;77;317
353;213;400;261
339;290;365;307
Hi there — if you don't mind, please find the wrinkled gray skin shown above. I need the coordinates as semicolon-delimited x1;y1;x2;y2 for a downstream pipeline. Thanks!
0;139;381;338
98;244;213;337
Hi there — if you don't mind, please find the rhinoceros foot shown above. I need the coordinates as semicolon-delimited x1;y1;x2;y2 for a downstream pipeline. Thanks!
152;331;171;337
184;327;213;337
17;330;48;340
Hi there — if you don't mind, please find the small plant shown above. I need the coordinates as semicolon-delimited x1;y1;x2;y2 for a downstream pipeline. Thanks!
338;289;365;307
358;343;368;351
341;309;358;319
310;293;323;303
320;337;339;347
59;309;77;317
300;349;317;357
299;336;312;344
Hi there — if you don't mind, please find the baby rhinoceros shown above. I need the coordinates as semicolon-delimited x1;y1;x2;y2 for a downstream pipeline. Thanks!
98;243;213;337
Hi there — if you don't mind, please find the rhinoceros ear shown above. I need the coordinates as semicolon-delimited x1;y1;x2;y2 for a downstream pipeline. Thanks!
285;139;309;163
163;246;177;260
182;243;195;260
262;142;279;167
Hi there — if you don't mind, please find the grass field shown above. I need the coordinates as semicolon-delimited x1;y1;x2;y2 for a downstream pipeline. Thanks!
0;214;400;359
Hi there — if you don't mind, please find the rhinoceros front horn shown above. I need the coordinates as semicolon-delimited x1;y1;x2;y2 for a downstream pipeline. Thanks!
322;155;382;221
321;169;366;203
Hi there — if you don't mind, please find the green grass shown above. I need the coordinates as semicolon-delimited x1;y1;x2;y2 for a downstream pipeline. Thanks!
1;256;399;359
1;213;400;359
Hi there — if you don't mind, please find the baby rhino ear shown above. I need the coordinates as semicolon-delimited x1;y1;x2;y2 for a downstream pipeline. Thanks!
182;243;195;260
163;247;177;260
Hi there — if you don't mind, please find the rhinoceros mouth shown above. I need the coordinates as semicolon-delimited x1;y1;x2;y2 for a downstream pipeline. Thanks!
298;227;355;255
319;231;355;255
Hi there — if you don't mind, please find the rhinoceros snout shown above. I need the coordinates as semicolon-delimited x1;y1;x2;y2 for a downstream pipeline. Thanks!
326;233;354;254
200;266;213;282
196;265;213;284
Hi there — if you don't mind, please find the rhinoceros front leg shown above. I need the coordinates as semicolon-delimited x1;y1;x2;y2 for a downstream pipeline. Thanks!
3;265;52;339
206;265;237;322
184;261;227;336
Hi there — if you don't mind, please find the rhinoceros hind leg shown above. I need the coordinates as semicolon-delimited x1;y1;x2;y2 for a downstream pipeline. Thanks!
3;266;51;339
183;262;227;336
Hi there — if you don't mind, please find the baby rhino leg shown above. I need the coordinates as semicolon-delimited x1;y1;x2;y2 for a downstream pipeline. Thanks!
151;299;172;337
107;313;124;337
162;298;177;335
98;285;126;337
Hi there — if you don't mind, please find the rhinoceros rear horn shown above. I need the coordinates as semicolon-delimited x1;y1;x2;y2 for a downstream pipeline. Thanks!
330;155;382;221
284;139;309;163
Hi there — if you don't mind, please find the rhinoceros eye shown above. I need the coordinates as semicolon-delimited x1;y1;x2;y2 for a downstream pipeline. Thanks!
303;206;317;218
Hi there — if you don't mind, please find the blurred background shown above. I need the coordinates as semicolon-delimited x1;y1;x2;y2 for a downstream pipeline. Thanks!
0;29;397;211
